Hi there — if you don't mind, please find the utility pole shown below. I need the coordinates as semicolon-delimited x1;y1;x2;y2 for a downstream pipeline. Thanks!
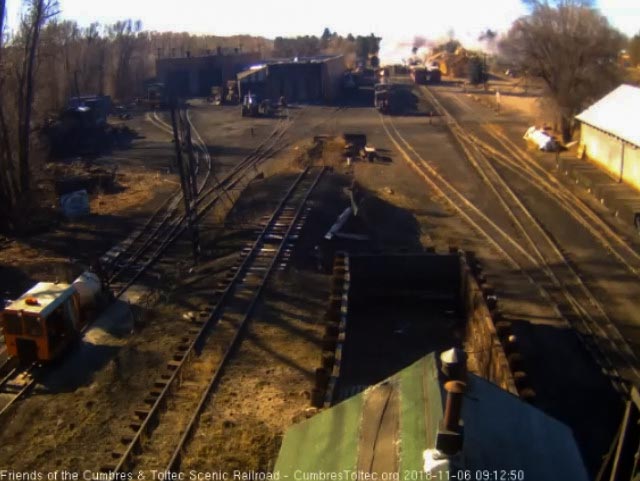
182;114;199;200
182;112;201;262
169;96;199;265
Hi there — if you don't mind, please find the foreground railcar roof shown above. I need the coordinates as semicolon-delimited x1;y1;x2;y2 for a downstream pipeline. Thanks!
275;353;590;480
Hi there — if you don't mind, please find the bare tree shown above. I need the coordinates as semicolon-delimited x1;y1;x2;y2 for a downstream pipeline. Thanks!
108;20;142;101
16;0;59;193
0;7;281;230
0;0;5;48
0;0;18;211
499;0;624;141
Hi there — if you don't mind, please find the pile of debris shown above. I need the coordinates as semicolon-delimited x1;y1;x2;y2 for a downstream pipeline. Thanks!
343;133;378;163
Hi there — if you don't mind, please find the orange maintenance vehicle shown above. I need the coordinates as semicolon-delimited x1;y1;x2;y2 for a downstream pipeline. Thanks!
2;273;105;363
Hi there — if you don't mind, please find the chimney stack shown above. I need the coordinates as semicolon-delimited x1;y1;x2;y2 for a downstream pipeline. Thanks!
434;380;466;457
443;381;466;432
433;346;468;459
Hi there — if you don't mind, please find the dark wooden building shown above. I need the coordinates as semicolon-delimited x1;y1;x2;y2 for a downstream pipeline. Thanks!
237;55;346;103
156;51;261;97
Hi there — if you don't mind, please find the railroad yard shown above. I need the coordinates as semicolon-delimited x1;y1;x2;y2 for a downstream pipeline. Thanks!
1;70;640;479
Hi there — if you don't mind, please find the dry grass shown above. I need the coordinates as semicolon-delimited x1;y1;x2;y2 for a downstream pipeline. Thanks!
292;136;346;170
91;172;174;215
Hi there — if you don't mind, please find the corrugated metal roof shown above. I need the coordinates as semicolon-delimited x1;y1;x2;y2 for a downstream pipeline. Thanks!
261;54;344;65
237;65;267;81
4;282;75;318
575;84;640;147
274;354;589;479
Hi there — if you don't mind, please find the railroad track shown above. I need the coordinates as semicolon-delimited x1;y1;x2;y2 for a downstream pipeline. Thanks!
416;85;640;280
102;110;212;278
100;166;324;474
0;360;36;418
471;124;640;279
104;111;293;297
0;110;294;421
380;107;640;394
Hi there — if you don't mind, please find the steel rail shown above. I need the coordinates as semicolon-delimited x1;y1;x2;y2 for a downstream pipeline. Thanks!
0;364;37;419
381;115;625;385
108;166;324;473
417;86;640;386
164;166;324;472
108;114;292;291
479;125;640;275
382;91;640;390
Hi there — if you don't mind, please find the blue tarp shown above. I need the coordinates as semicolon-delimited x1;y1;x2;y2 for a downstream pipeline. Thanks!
60;189;90;218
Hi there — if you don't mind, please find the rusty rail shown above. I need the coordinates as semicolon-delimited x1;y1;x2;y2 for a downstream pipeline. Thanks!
104;166;324;473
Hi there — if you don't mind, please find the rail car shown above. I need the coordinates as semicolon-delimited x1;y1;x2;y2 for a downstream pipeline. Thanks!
1;273;105;363
410;66;442;85
374;85;391;114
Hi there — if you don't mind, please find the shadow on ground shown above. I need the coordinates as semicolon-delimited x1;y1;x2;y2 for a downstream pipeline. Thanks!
507;316;623;476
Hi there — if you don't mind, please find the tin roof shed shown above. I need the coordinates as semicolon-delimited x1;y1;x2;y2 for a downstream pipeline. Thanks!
575;84;640;147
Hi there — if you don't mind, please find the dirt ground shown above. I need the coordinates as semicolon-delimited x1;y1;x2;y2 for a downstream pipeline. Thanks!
0;115;178;304
0;108;313;467
0;80;626;477
401;79;623;474
179;147;352;471
0;124;349;472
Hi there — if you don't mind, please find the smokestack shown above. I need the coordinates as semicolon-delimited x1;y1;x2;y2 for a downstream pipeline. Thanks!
443;381;466;432
434;380;466;457
433;347;468;459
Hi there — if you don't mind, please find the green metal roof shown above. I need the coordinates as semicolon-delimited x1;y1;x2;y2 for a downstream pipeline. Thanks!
274;353;590;480
275;354;443;475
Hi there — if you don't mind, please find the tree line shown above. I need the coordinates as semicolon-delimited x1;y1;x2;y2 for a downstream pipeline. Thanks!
0;1;272;228
1;0;637;228
273;29;381;64
0;16;383;228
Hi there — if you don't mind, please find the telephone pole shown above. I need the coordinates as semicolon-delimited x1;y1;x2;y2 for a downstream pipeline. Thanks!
169;95;200;265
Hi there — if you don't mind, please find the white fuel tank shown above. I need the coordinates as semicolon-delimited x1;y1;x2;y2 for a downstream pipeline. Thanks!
72;272;102;309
